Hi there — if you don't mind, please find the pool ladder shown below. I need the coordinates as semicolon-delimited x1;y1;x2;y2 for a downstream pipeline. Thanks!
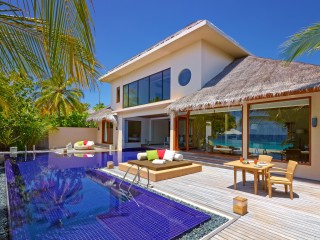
119;163;152;193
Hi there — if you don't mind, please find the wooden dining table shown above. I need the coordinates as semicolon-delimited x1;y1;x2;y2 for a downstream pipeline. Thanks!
224;160;274;194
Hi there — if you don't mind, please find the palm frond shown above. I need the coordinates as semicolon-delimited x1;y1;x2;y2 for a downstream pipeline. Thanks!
281;22;320;62
0;2;48;77
0;0;101;88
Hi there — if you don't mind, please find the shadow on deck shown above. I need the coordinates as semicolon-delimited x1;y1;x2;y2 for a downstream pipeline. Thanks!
178;151;239;166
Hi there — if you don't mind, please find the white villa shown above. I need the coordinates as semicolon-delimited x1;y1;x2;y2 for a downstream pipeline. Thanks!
88;20;320;181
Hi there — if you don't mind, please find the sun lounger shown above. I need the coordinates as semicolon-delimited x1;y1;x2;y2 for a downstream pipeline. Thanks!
74;140;95;150
119;159;201;181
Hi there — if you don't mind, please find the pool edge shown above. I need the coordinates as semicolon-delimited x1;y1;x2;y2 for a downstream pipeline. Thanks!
4;158;13;240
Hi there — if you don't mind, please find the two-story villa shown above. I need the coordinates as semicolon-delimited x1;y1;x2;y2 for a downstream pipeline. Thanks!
90;20;320;181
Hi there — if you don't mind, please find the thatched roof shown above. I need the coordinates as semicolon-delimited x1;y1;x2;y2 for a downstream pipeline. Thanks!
168;56;320;112
86;107;117;125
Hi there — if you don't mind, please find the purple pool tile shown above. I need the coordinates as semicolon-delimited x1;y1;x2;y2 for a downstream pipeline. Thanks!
5;153;211;240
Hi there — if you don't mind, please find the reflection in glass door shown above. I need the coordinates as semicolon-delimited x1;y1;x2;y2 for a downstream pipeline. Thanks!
177;117;187;150
102;121;113;144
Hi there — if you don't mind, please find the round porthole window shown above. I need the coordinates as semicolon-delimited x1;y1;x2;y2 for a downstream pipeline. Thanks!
178;68;191;86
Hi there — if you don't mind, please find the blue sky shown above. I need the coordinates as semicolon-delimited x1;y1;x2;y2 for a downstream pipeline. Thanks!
83;0;320;107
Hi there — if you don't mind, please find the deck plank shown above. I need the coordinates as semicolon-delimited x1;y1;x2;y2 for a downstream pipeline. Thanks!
103;164;320;239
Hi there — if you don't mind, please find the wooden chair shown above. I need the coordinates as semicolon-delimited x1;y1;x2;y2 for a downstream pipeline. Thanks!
267;160;298;199
245;155;273;183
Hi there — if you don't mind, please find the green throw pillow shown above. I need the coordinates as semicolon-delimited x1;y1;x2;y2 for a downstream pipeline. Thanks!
146;150;159;161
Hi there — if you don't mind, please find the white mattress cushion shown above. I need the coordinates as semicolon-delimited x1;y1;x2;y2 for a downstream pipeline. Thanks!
163;150;175;161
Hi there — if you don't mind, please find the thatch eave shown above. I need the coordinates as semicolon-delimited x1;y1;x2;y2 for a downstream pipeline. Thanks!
86;107;117;126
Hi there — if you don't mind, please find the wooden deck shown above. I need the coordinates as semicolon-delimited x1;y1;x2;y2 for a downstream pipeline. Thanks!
103;164;320;240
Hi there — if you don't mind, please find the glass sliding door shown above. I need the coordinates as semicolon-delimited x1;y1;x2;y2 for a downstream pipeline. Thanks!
249;98;310;164
127;121;141;143
102;121;113;144
188;107;243;155
176;116;187;150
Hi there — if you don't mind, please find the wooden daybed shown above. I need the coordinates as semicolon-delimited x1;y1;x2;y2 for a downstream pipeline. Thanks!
118;160;202;182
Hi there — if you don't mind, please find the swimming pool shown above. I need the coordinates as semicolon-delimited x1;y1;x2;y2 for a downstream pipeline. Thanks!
4;152;226;239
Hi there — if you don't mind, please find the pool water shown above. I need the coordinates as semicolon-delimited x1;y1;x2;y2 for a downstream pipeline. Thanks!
5;152;214;239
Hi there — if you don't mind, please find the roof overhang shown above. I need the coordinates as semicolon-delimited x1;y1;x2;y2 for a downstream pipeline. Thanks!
112;99;174;114
100;20;251;83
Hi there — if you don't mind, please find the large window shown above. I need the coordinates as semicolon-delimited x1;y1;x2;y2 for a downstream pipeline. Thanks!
123;69;170;108
249;98;310;164
138;77;149;105
150;72;163;102
128;82;138;107
127;121;141;143
176;107;243;155
123;85;129;108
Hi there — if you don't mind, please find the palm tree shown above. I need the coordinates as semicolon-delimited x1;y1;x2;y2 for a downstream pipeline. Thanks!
0;0;101;88
35;70;86;126
281;22;320;61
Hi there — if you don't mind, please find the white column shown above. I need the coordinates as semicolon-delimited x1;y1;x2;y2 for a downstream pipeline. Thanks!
170;112;175;150
117;116;123;151
242;103;248;158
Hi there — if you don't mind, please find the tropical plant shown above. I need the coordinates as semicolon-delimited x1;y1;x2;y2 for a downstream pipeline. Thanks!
281;22;320;61
0;72;55;150
48;111;96;128
35;71;86;126
0;0;101;88
0;75;14;115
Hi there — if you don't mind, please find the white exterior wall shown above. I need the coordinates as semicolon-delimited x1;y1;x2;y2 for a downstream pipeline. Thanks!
110;41;203;112
109;40;234;111
201;40;234;87
96;121;103;144
106;40;236;151
48;127;97;149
